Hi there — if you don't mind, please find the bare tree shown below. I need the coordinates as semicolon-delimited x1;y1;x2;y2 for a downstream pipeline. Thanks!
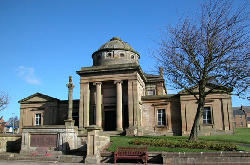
0;91;9;111
8;116;19;127
156;0;249;141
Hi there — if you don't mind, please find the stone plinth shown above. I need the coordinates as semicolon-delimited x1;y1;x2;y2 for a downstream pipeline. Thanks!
20;125;78;154
85;125;110;164
65;119;75;127
126;126;143;136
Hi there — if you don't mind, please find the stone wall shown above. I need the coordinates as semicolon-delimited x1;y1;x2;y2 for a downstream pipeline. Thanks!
162;152;250;164
180;93;234;136
141;96;181;136
0;134;21;152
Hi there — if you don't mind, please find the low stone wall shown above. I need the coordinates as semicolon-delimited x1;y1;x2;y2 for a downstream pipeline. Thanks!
21;125;78;154
0;152;84;163
162;152;250;164
0;134;21;152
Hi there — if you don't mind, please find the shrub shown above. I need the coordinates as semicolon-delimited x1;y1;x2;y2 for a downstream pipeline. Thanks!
129;138;237;151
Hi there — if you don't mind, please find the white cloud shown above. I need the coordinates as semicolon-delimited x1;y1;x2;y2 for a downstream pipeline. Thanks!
17;66;41;85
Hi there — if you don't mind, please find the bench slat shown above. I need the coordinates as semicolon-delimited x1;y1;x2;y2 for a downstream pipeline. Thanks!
114;146;148;164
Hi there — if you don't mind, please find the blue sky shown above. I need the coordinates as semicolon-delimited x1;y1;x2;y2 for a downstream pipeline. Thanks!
0;0;249;121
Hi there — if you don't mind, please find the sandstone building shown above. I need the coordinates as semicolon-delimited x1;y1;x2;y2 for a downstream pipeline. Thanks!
18;37;234;152
233;106;250;128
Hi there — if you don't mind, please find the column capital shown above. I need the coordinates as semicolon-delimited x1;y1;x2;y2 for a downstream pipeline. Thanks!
66;76;75;89
114;80;123;84
93;82;102;85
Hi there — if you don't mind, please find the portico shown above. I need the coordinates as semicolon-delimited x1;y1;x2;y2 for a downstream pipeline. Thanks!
77;74;144;132
78;79;124;131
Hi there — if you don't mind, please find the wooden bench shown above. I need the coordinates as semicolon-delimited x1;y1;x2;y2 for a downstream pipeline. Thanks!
114;146;148;164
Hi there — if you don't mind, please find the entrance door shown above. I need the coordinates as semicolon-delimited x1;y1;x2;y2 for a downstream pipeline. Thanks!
104;111;116;131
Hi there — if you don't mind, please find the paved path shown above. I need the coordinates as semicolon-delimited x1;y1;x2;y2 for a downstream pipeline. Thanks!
0;160;158;165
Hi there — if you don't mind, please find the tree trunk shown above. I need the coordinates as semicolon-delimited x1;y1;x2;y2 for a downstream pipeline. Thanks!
188;98;205;141
189;82;206;141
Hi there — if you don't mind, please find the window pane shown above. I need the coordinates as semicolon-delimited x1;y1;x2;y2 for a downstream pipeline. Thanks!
157;109;166;126
203;107;212;124
147;90;155;95
35;114;41;125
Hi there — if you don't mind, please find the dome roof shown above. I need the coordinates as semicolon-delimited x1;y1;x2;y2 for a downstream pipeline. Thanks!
92;37;140;56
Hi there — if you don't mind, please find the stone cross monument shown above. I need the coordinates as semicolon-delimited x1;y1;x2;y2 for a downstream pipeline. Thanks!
65;76;75;127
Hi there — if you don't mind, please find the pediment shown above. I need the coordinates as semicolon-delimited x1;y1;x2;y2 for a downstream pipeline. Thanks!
18;92;59;103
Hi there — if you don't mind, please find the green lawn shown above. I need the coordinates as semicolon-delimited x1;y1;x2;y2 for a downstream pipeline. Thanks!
107;128;250;152
199;128;250;144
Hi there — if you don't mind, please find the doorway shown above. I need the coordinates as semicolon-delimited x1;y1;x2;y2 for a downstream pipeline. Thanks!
104;111;116;131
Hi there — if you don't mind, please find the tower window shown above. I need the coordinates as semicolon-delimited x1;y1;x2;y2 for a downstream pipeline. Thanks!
147;89;155;95
120;53;125;57
97;55;101;60
106;52;112;58
131;55;134;59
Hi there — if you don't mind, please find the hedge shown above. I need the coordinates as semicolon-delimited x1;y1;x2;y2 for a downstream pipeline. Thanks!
129;138;237;151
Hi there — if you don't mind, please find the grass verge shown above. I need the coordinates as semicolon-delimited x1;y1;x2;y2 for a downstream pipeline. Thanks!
107;128;250;152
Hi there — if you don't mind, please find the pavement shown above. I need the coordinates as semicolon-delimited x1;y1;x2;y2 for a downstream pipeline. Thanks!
0;160;157;165
0;160;81;165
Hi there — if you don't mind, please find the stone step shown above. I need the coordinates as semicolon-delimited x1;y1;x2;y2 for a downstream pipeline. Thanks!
0;153;84;163
104;131;124;136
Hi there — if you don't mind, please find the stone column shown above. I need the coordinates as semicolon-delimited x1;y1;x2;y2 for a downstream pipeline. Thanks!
84;82;90;127
126;80;141;136
65;76;75;127
127;80;134;127
79;82;84;130
115;80;123;131
95;82;102;128
67;76;74;120
222;99;229;130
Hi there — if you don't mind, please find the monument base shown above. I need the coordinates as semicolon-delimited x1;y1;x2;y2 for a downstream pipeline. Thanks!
65;119;75;127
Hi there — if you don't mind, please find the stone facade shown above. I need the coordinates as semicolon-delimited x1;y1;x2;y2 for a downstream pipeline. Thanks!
18;37;234;151
233;106;250;128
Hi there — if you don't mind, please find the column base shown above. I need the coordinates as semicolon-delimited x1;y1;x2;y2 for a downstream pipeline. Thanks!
78;127;87;135
86;125;102;132
85;155;101;164
65;119;75;127
116;128;123;132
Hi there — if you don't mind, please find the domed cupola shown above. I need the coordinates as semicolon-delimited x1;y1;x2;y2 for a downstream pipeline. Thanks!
92;37;140;66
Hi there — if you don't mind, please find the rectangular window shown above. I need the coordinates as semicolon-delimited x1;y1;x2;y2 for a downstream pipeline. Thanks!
147;89;155;95
35;113;41;126
203;107;212;124
157;109;166;126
